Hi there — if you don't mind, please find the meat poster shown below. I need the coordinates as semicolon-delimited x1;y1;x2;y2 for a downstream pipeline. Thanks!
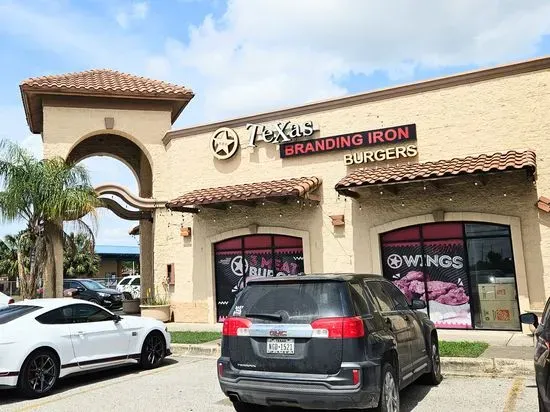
214;248;304;322
382;239;472;329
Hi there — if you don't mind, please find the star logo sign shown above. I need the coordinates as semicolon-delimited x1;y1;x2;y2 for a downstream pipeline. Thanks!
387;254;403;269
211;127;239;160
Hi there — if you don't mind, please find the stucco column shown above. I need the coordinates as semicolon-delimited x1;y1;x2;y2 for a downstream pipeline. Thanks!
140;219;154;301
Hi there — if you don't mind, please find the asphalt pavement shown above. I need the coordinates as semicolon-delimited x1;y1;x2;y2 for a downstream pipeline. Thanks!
0;356;538;412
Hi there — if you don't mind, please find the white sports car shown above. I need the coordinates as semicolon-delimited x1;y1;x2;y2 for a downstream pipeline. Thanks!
0;298;171;398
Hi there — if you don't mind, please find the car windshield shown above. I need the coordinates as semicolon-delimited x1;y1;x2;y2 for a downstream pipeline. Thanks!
80;280;104;290
0;305;41;324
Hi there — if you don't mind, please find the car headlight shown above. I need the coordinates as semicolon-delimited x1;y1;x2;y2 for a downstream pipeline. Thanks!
98;292;109;297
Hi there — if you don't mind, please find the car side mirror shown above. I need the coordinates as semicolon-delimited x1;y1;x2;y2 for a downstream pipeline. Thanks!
410;299;426;310
520;312;539;328
112;314;122;323
76;287;85;292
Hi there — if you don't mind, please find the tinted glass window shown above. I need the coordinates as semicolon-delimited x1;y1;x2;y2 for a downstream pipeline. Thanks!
132;278;140;286
349;283;372;316
72;304;113;323
232;281;348;323
367;282;397;312
36;307;73;324
119;278;131;286
383;282;411;310
465;223;510;237
0;305;41;324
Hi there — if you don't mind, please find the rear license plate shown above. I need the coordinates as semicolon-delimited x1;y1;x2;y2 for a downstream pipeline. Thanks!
266;338;295;354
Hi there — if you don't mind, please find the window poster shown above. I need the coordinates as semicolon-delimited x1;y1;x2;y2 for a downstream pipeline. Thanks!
214;236;304;322
382;238;472;329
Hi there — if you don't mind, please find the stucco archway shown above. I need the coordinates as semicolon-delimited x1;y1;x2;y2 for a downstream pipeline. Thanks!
65;132;156;301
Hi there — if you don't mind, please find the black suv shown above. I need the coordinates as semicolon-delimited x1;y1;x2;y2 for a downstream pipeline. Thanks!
63;279;123;310
520;301;550;411
217;274;442;412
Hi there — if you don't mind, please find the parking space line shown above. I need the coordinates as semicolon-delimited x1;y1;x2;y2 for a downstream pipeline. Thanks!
502;377;524;412
13;361;190;412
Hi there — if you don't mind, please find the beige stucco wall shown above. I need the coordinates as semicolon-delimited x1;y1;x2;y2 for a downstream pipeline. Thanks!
36;64;550;326
162;68;550;323
98;259;118;277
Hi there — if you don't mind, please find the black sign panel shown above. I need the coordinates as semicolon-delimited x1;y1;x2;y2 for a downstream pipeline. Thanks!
279;124;416;158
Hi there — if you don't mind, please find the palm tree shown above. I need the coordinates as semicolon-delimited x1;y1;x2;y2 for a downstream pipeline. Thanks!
0;232;29;281
64;232;100;278
0;140;101;298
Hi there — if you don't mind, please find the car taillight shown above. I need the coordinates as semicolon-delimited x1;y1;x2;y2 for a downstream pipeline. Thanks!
7;299;14;304
217;362;224;377
311;316;365;339
222;317;252;336
352;369;360;385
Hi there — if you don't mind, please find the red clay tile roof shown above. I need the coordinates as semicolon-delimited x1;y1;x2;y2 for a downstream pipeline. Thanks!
20;69;195;133
20;69;193;99
335;150;536;190
167;177;322;209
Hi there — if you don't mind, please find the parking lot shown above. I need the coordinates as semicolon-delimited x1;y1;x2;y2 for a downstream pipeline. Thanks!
0;356;538;412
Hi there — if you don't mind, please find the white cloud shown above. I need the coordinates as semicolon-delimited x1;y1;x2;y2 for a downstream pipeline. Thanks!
116;1;149;29
165;0;550;126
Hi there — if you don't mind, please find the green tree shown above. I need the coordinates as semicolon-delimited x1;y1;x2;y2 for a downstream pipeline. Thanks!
64;232;100;278
0;140;101;298
0;232;31;281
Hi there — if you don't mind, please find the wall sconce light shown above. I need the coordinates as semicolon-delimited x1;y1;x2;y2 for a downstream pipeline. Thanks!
180;226;192;237
330;215;345;227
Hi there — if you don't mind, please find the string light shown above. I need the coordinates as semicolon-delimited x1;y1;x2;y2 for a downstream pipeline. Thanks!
474;182;479;186
401;201;405;207
380;191;384;195
297;199;300;204
279;211;283;218
359;204;362;211
449;197;453;201
423;185;427;190
228;205;232;209
261;201;265;206
503;193;507;197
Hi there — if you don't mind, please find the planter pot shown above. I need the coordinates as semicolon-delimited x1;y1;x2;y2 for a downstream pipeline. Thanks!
140;304;171;322
122;299;141;314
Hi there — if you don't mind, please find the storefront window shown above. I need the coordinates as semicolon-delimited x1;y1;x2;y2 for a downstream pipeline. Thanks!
214;235;304;322
381;222;520;331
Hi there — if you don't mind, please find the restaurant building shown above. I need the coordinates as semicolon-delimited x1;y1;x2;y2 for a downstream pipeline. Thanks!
19;56;550;332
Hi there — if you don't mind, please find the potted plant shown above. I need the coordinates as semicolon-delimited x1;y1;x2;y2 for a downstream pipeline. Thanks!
122;291;141;314
140;283;170;322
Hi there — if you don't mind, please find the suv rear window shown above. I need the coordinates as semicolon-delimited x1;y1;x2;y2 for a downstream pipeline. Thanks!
231;281;349;323
0;305;41;324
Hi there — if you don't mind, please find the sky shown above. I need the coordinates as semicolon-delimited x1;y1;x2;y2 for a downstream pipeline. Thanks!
0;0;550;246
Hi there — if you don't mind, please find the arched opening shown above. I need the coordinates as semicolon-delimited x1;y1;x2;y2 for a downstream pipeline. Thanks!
379;221;521;331
64;133;155;301
213;234;305;322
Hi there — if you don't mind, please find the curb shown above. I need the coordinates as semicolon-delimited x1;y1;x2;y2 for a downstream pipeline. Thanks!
441;357;533;377
170;344;535;377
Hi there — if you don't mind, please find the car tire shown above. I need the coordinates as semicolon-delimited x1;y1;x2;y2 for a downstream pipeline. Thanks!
140;332;166;369
420;335;443;385
18;348;59;399
231;400;265;412
374;363;400;412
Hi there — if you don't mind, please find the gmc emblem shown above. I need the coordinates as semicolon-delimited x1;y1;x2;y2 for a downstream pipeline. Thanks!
269;330;287;337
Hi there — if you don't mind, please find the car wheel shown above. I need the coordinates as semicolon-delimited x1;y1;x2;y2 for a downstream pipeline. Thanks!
375;363;400;412
140;332;166;369
420;335;443;385
18;349;59;398
231;400;265;412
